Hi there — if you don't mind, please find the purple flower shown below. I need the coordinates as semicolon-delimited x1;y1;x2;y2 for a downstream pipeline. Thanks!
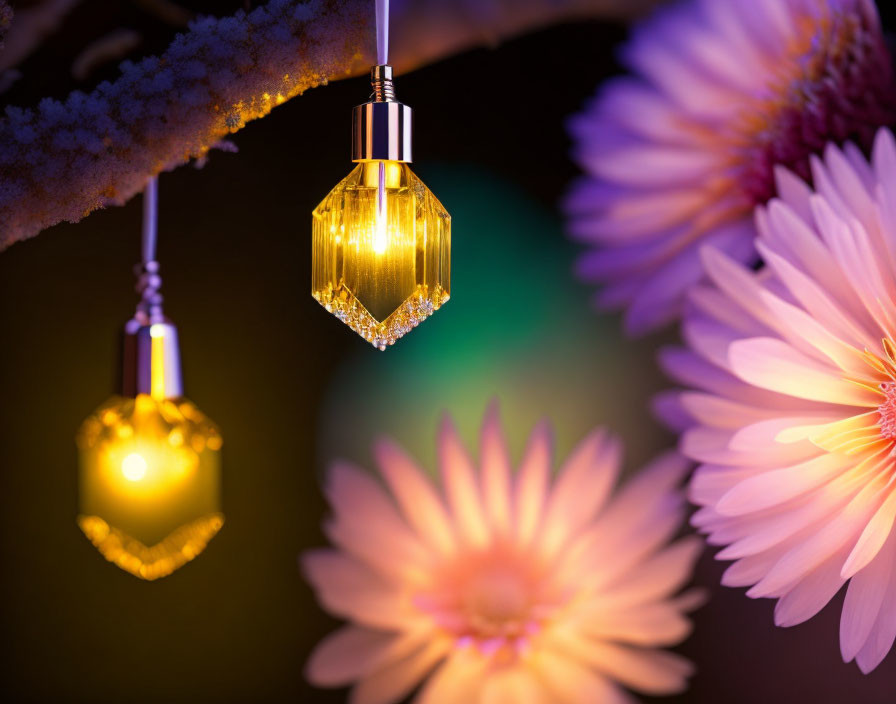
566;0;896;334
660;129;896;673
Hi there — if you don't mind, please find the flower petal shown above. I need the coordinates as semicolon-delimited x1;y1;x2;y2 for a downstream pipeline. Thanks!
374;438;457;555
413;649;485;704
481;667;553;704
558;454;688;590
534;650;635;704
749;463;891;597
854;539;896;673
480;401;513;535
306;626;426;687
599;537;704;609
840;531;896;663
538;429;621;555
729;337;879;406
350;638;450;704
566;637;694;695
324;461;432;580
438;415;489;548
842;485;896;578
773;545;850;627
302;550;415;630
715;452;854;516
576;600;693;647
514;420;552;545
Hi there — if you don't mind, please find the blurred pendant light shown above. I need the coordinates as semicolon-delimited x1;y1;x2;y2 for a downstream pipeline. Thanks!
76;177;223;580
312;0;451;350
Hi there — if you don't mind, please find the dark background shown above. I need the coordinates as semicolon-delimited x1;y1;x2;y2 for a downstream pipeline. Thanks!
1;1;895;702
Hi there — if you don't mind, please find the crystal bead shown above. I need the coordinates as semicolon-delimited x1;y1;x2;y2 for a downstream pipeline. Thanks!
312;161;450;348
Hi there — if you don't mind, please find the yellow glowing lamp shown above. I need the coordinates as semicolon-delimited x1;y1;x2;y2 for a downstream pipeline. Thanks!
76;178;223;580
312;64;450;350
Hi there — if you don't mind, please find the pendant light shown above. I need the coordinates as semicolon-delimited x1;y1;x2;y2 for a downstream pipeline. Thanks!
311;0;451;350
76;177;223;580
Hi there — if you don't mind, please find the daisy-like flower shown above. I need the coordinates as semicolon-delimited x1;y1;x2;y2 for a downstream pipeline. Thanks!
566;0;896;334
303;407;702;703
660;128;896;673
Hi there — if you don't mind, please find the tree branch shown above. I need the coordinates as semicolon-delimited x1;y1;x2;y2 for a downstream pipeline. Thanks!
0;0;368;249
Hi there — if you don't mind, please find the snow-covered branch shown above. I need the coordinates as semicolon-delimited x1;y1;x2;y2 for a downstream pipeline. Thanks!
0;0;368;249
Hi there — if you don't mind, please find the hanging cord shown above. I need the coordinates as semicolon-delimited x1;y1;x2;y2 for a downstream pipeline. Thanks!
375;0;390;225
135;176;164;323
376;0;389;66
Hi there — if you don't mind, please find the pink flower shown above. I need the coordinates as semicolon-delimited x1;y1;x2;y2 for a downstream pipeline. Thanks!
566;0;896;334
661;128;896;673
303;407;702;703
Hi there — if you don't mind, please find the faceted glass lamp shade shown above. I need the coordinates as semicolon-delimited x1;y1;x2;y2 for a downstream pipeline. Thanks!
77;394;223;580
312;160;450;349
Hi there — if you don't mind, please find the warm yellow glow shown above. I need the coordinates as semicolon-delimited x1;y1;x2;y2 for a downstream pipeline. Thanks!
373;203;389;255
78;514;224;581
76;394;223;580
121;453;147;481
312;160;450;350
372;161;390;255
150;331;166;399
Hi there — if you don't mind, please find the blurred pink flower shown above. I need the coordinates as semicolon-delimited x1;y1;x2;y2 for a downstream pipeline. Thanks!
660;128;896;673
303;407;702;703
566;0;896;334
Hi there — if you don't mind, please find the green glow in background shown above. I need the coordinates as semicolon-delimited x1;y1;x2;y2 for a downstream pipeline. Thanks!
319;164;673;475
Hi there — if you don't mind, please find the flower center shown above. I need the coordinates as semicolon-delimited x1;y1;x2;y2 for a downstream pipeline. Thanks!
735;8;896;205
414;549;556;661
878;382;896;440
462;566;532;638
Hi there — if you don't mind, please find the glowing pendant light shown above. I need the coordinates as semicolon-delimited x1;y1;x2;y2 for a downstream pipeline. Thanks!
76;177;223;580
312;0;450;350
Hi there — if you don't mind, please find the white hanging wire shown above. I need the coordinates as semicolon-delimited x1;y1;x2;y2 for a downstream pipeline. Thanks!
137;176;163;321
376;0;389;65
375;1;390;225
142;175;158;265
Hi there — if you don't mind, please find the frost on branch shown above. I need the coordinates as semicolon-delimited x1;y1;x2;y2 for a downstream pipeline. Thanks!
0;0;367;250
